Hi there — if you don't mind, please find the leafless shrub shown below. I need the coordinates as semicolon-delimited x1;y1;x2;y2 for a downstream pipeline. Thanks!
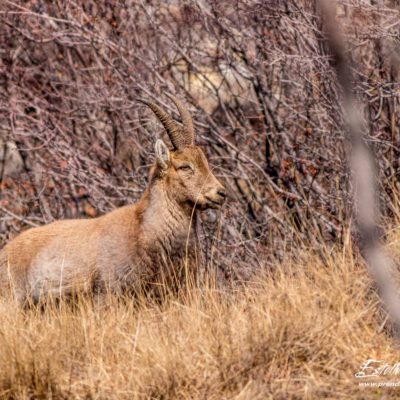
0;0;399;280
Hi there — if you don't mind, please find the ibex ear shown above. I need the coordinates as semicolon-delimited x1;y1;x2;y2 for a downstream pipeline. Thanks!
155;139;170;170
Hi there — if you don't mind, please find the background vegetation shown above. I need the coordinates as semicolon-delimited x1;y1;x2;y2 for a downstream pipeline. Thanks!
1;0;399;278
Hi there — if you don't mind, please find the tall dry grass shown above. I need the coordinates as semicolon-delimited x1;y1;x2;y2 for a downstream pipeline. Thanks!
1;230;400;399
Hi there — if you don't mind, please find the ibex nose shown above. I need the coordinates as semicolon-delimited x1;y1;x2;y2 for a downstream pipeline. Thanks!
217;188;227;201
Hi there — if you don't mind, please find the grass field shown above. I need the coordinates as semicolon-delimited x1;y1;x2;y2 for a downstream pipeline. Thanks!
1;229;400;399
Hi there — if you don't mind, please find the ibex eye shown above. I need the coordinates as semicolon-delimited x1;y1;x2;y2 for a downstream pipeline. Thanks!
178;165;192;172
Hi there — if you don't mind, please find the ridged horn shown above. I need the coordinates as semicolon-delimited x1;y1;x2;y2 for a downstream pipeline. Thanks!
166;94;195;145
138;98;186;150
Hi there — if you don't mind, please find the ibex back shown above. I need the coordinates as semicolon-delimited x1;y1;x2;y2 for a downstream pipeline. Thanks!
0;96;226;302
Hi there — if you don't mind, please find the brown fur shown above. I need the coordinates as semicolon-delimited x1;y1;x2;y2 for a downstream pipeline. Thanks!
0;145;225;302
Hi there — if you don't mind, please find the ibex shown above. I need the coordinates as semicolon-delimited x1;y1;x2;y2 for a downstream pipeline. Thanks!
0;96;226;302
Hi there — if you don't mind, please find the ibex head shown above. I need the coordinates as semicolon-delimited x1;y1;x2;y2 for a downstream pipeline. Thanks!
139;95;226;211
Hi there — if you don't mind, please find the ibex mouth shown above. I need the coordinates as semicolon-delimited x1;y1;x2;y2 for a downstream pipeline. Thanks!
204;196;224;209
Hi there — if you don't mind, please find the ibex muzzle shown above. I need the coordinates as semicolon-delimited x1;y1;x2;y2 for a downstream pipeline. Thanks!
0;95;226;302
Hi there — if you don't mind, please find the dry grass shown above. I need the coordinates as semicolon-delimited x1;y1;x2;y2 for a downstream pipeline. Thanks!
1;232;400;399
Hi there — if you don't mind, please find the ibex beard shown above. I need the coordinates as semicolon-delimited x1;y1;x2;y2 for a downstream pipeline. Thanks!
0;95;226;303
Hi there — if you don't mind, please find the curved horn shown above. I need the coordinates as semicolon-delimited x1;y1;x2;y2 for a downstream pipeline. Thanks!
166;94;195;145
138;98;185;149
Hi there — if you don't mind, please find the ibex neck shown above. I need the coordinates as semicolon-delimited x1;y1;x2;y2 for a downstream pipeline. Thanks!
140;181;195;249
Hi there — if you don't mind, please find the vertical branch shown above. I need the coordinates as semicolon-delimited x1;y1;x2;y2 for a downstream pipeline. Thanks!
318;0;400;334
